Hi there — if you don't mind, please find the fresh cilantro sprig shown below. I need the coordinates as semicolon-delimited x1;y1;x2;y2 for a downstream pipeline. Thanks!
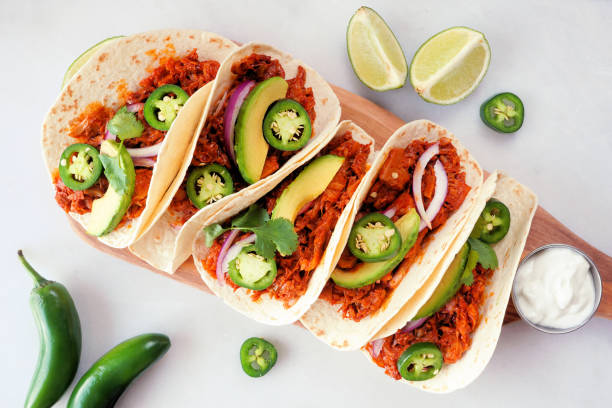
203;205;298;259
467;237;498;269
99;151;130;194
107;106;144;141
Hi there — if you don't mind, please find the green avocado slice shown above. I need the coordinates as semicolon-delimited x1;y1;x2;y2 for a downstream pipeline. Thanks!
412;242;471;320
86;141;135;237
234;77;288;184
331;209;420;289
271;155;345;224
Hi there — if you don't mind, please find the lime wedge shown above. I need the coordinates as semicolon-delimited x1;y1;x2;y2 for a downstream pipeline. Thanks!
62;36;124;89
409;27;490;105
346;7;407;91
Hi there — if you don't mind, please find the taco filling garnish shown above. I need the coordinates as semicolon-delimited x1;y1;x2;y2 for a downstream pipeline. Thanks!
168;53;317;226
53;50;219;235
365;200;510;381
320;138;471;321
200;131;370;307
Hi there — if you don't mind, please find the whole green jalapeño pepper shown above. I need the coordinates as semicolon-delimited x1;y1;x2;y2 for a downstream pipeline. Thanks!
59;143;103;191
19;250;82;408
348;213;401;262
68;333;170;408
263;99;312;151
240;337;278;377
480;92;524;133
397;342;443;381
144;84;189;131
228;245;277;290
186;164;234;209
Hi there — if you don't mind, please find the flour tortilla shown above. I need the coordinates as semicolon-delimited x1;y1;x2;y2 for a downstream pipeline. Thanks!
363;172;538;393
191;121;375;325
300;120;485;350
42;29;237;248
130;42;342;273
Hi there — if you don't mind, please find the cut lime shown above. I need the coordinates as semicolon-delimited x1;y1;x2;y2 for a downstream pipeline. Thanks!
62;36;124;89
346;7;407;91
409;27;490;105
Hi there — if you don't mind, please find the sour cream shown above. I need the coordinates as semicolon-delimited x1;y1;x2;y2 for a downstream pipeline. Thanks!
514;247;596;330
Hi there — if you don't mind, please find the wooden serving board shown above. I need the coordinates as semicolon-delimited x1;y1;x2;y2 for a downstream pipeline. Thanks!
70;85;612;324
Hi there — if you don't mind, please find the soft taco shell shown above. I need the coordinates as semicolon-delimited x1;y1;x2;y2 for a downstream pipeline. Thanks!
363;172;538;393
42;29;237;248
300;119;484;350
191;121;375;325
130;42;342;272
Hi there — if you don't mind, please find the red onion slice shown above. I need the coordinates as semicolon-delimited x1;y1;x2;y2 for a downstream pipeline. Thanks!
223;81;255;162
126;143;163;158
216;233;256;285
370;338;384;358
419;160;448;232
132;156;156;167
412;143;440;229
126;103;144;113
400;317;427;333
382;207;396;219
105;129;116;141
297;200;315;216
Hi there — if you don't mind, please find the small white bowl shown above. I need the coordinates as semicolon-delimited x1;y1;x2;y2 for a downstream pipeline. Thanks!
511;244;602;334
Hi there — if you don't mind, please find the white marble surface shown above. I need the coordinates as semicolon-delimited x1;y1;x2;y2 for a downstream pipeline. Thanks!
1;0;611;406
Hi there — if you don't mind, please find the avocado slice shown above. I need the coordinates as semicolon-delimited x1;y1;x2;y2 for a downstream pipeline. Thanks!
86;140;135;237
234;77;289;184
271;155;345;223
331;209;421;289
412;242;471;320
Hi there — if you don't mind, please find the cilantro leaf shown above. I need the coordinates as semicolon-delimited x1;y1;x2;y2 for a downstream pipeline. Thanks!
203;223;227;247
460;249;479;287
248;218;298;258
231;205;269;229
108;106;144;141
99;153;128;194
467;238;498;269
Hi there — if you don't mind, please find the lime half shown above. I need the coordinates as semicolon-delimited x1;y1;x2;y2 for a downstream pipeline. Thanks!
347;7;407;91
62;36;124;89
410;27;490;105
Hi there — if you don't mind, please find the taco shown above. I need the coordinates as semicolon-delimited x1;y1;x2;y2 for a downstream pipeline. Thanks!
363;172;537;392
190;121;374;325
42;29;237;248
300;120;485;349
130;42;342;273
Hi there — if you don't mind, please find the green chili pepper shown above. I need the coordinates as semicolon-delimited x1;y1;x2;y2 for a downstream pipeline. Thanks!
20;250;81;408
67;333;170;408
58;143;103;191
228;245;277;291
186;164;234;209
240;337;278;377
471;199;511;243
480;92;524;133
397;342;443;381
348;213;401;262
144;84;189;131
263;99;312;151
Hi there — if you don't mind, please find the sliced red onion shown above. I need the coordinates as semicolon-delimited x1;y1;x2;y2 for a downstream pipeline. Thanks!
223;81;255;162
126;143;163;158
419;160;448;232
132;157;156;167
400;317;427;333
105;129;116;141
412;143;440;229
126;103;143;113
382;207;396;218
216;232;256;285
370;338;384;358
